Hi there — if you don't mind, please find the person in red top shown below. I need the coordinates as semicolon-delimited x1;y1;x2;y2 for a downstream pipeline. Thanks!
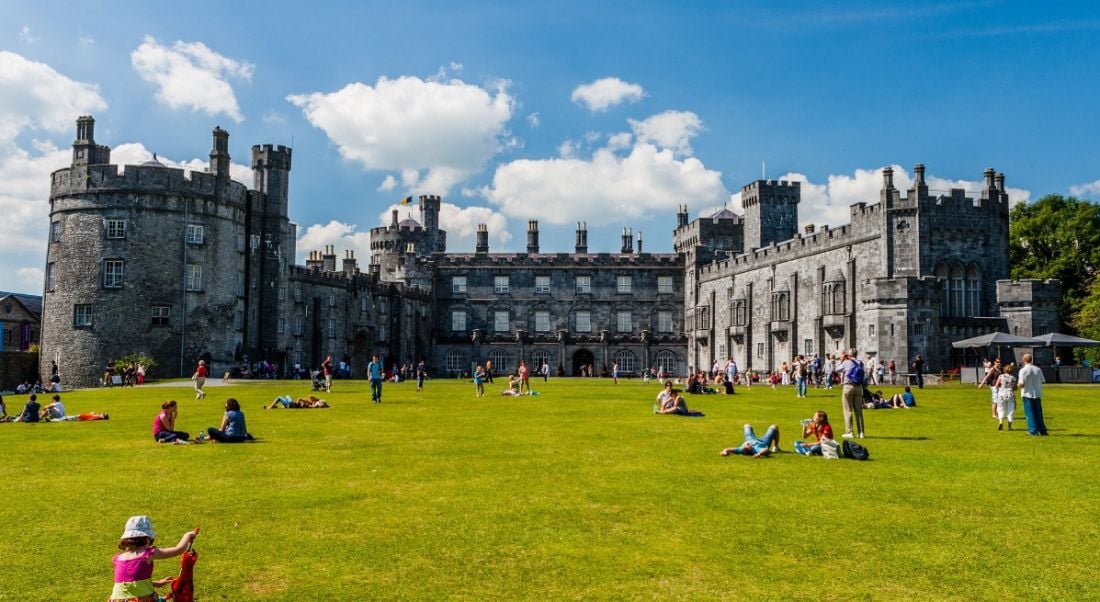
517;360;531;394
321;356;333;393
794;410;834;455
191;360;207;399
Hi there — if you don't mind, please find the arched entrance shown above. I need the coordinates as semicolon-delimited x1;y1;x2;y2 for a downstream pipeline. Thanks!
352;330;371;378
572;349;595;376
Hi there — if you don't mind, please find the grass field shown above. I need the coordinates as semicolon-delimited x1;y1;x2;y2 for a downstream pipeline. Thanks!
2;377;1098;600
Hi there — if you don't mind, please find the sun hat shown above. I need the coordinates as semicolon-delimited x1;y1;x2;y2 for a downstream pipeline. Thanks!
120;515;156;540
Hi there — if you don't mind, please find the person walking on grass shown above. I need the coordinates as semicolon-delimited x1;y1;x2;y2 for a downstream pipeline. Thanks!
191;360;207;399
837;349;866;439
995;363;1017;431
911;353;925;389
321;355;334;393
978;358;1003;420
612;361;620;384
485;358;494;384
416;360;426;392
1017;354;1049;436
367;354;383;403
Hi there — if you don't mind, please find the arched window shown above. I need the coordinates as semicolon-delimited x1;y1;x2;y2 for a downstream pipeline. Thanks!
832;283;845;314
950;265;965;317
966;265;981;317
531;349;552;371
488;349;510;374
613;349;636;373
655;350;677;377
445;350;466;374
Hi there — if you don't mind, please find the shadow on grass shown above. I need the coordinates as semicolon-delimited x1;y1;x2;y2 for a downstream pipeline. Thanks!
868;436;930;441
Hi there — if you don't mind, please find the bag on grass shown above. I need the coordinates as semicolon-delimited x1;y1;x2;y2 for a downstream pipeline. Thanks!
820;438;840;460
842;440;870;461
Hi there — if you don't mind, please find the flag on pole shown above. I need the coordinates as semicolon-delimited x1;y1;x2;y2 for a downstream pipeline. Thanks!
399;196;413;205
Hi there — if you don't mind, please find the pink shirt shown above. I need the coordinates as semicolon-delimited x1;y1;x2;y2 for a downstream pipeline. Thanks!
113;547;155;582
152;412;168;436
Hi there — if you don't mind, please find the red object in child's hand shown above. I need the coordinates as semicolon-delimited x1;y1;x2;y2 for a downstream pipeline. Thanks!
167;528;199;602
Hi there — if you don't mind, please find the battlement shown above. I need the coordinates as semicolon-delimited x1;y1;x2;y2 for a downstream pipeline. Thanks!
434;252;682;269
996;279;1062;304
49;163;249;204
251;144;293;170
741;179;801;208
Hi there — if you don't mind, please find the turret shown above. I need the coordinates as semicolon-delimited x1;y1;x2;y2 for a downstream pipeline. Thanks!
575;222;588;254
621;227;634;254
911;163;928;199
419;194;445;253
250;143;292;214
210;126;231;180
475;224;489;254
742;180;800;250
71;115;111;167
676;205;689;228
527;220;540;254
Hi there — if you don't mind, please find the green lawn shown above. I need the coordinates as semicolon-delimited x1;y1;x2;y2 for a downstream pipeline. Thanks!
2;377;1098;600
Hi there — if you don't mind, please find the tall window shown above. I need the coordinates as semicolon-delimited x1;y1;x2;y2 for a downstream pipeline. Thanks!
658;310;673;333
534;311;550;332
617;275;632;293
531;349;552;370
45;262;55;291
658;276;673;294
106;219;126;239
733;299;747;325
488;349;510;373
699;306;711;330
235;311;244;331
186;224;204;244
295;287;303;303
495;276;510;294
151;305;170;326
329;292;336;307
445;350;466;374
185;264;203;291
294;317;302;336
613;349;636;373
576;276;591;294
757;342;764;358
535;276;551;293
576;310;592;333
655;350;677;376
494;310;509;332
452;276;467;294
616;311;632;333
452;310;467;331
278;287;287;301
967;265;980;316
950;265;965;317
74;304;93;327
103;260;124;288
328;319;335;338
51;221;62;242
805;339;813;355
277;318;285;334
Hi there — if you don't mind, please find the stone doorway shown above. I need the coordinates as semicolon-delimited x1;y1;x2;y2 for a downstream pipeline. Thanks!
572;349;595;376
351;330;371;378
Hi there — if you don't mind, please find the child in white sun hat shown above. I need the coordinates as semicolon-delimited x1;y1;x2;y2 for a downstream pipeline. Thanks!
109;515;196;602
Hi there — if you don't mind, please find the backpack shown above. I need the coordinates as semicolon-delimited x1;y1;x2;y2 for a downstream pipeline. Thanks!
845;360;865;385
842;440;870;461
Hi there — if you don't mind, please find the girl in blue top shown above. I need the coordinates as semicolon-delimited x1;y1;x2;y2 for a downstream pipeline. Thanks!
204;398;253;443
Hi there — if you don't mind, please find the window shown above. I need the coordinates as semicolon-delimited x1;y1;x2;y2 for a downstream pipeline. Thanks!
534;311;550;332
494;310;509;332
658;276;673;294
757;342;764;358
869;324;876;337
46;263;55;291
771;292;790;321
360;297;368;312
250;234;260;250
913;322;925;335
328;319;335;338
106;219;126;239
51;221;62;242
617;275;632;294
616;311;632;333
805;339;813;355
329;292;335;307
452;310;467;332
236;273;244;298
186;224;204;244
658;311;673;333
488;349;510;373
294;317;302;336
278;287;287;301
576;276;591;294
967;265;981;317
494;276;510;294
185;264;203;291
103;259;124;288
613;349;636;373
236;231;245;252
377;324;386;341
151;305;170;326
535;276;551;293
733;299;747;325
699;306;711;330
452;276;467;294
655;350;677;376
950;265;965;317
576;310;592;333
295;287;303;303
445;350;466;374
74;304;93;327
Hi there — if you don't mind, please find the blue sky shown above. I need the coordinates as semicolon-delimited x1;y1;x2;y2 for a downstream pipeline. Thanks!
2;1;1099;294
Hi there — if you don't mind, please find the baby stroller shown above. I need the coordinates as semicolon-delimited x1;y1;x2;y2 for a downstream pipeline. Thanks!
310;371;326;392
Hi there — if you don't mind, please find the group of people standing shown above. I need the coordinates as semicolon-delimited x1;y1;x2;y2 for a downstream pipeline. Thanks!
977;354;1049;435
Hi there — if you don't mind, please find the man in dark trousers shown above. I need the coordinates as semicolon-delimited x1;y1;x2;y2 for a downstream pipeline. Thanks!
367;354;383;403
912;353;925;389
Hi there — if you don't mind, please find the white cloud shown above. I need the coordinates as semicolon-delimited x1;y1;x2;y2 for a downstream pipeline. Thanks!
0;51;107;143
629;111;703;156
261;110;286;125
449;62;464;73
15;267;43;291
295;220;373;265
288;75;515;195
571;77;645;112
526;112;540;128
378;175;397;192
20;26;38;44
1070;179;1100;198
79;35;95;46
607;132;632;150
131;36;253;123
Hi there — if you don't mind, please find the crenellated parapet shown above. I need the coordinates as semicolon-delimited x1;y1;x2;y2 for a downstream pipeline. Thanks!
434;252;682;268
50;164;250;205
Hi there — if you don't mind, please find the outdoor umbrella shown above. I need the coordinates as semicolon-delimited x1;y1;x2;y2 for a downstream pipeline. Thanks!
950;332;1042;348
1031;333;1100;347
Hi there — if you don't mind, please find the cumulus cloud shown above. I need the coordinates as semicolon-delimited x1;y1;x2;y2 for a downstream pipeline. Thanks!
111;142;253;188
288;75;515;195
0;51;107;143
526;112;540;128
378;175;397;192
261;110;286;125
19;26;38;44
629;111;703;156
131;36;253;123
1069;179;1100;199
295;220;373;265
571;77;645;112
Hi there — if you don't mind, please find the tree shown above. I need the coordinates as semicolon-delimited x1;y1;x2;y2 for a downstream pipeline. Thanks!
1072;275;1100;365
1009;194;1100;330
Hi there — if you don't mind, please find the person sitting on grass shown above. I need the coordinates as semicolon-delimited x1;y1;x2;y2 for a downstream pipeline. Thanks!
794;411;834;455
152;400;188;444
108;515;197;602
655;388;704;416
41;394;108;421
501;374;522;396
10;394;40;423
721;424;781;458
655;380;675;409
887;387;916;409
0;393;5;417
265;395;330;409
199;398;254;443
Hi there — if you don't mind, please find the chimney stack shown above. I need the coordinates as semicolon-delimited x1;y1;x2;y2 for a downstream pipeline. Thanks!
527;220;540;254
995;172;1005;193
676;204;689;228
984;168;996;191
475;223;489;254
322;245;337;272
575;222;588;254
342;249;358;275
882;166;895;190
391;209;399;227
621;227;634;254
636;230;643;254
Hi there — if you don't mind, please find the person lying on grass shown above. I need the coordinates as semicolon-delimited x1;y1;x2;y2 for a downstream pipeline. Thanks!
655;388;704;416
794;411;833;456
265;395;330;409
109;515;196;602
40;394;109;421
721;424;781;458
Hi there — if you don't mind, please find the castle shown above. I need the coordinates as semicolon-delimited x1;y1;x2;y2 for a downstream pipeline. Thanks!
39;117;1058;387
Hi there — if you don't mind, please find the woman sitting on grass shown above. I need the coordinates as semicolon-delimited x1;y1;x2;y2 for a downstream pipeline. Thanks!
501;374;521;396
721;423;780;458
152;400;188;443
265;395;330;409
655;388;704;416
794;411;833;456
200;398;254;443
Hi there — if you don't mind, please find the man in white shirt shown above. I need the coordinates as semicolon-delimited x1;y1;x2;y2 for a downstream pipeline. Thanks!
1016;354;1049;436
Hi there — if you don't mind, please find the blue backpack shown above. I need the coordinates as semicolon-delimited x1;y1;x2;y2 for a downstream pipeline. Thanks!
845;360;865;385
